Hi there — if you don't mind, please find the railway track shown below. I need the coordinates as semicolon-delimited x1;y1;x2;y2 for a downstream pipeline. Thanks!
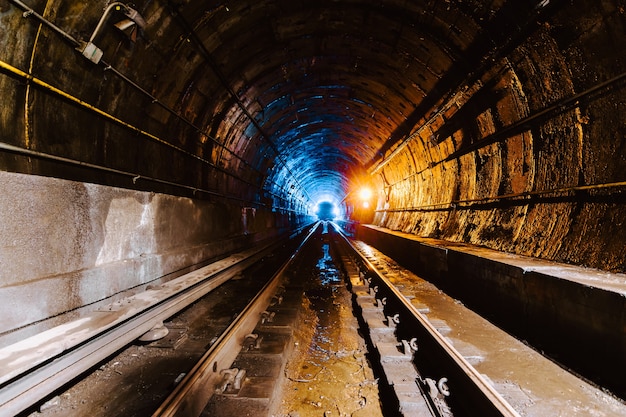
3;228;308;417
8;222;626;416
151;223;518;416
331;225;519;417
152;225;318;417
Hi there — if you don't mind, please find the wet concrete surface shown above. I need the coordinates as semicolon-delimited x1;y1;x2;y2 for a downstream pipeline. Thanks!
276;227;383;416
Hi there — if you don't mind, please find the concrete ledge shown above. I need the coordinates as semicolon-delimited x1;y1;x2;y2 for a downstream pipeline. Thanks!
0;243;215;332
0;241;276;387
0;232;275;346
0;171;302;343
357;224;626;397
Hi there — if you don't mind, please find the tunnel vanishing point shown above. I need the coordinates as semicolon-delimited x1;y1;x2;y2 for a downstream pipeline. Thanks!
1;0;626;408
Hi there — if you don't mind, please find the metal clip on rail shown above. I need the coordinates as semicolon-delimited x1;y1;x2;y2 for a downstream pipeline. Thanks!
402;338;419;356
215;368;246;395
138;321;169;342
369;285;378;297
260;311;275;324
243;333;263;351
420;376;453;417
386;313;400;328
271;294;284;306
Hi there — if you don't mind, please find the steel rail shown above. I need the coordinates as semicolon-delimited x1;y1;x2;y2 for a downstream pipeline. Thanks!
334;226;520;417
0;236;295;417
153;222;319;417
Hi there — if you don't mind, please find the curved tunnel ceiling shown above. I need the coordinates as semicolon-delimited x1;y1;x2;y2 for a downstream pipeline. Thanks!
0;0;561;208
3;0;626;270
155;0;533;208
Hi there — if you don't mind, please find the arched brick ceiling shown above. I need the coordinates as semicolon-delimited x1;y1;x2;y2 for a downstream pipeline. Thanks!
164;0;524;207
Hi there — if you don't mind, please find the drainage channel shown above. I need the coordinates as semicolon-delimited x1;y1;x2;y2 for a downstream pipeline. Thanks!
273;221;383;417
194;220;384;416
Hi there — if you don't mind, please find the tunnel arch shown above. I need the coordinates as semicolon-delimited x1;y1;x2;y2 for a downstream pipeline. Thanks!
1;0;626;340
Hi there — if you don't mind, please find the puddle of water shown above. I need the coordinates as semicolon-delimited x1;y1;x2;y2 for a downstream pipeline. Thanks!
317;243;341;285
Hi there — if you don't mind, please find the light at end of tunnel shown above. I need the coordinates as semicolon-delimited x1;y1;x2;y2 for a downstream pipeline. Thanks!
358;187;372;201
362;201;370;209
316;200;339;221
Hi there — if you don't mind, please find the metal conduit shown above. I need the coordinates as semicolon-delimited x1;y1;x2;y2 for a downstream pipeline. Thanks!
11;0;79;46
0;139;304;213
7;0;277;188
0;59;264;192
385;69;626;190
0;140;259;205
376;180;626;213
9;0;251;170
99;63;263;176
168;3;314;206
10;0;304;205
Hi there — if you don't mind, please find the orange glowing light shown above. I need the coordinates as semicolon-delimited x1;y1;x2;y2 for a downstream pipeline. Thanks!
358;187;372;200
362;201;370;208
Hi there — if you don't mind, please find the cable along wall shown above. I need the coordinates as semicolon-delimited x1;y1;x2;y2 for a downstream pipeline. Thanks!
373;9;626;272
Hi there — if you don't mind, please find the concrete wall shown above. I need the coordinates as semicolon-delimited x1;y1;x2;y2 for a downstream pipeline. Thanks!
0;170;289;344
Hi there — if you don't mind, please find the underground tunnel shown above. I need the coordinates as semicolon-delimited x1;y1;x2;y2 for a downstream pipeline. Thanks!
1;0;626;415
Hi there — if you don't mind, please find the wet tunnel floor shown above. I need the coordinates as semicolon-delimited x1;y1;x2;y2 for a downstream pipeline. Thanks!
276;227;383;416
